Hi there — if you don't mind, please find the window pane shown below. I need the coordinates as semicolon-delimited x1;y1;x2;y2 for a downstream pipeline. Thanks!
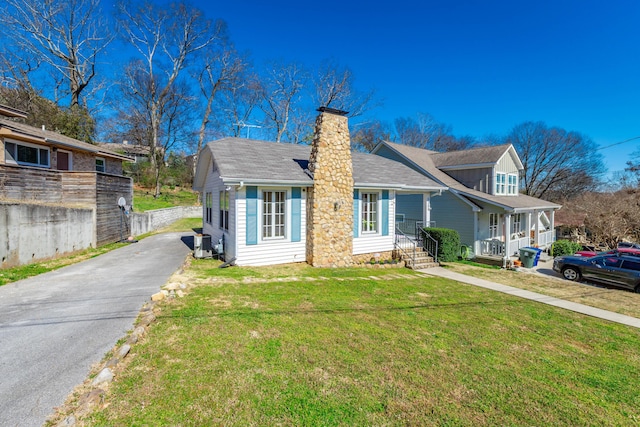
17;145;38;164
361;193;378;233
5;142;16;162
39;148;49;166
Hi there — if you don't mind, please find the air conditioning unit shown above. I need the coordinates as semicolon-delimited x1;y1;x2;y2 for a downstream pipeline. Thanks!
194;234;212;259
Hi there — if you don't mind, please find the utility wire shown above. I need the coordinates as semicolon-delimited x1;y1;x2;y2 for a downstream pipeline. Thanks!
597;136;640;151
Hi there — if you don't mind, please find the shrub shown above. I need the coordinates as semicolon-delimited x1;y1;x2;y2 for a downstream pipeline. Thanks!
424;227;460;262
551;240;582;257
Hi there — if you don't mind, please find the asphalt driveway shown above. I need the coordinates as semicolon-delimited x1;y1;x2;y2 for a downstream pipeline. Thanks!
0;232;194;427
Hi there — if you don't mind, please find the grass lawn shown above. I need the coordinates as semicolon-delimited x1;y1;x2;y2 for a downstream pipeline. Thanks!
82;261;640;426
133;186;199;212
441;261;640;319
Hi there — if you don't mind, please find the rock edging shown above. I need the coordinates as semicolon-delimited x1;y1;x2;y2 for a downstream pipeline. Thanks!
48;258;192;427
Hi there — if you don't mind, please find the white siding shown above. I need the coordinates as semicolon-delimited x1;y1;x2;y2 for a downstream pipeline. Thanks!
235;187;307;266
201;164;236;261
353;190;395;255
496;151;520;174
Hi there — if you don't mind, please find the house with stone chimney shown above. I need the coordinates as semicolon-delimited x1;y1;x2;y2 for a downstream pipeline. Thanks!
192;108;446;267
372;141;561;265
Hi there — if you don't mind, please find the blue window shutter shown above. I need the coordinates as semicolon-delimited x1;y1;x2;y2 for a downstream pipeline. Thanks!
353;189;359;238
291;187;301;242
381;190;389;236
246;186;258;245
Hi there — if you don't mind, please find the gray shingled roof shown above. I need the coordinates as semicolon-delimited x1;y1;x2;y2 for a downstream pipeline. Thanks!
197;137;445;191
379;141;560;211
431;144;513;168
0;118;131;161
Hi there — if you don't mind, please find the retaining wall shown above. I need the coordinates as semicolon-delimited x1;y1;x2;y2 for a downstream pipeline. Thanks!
129;206;202;236
0;202;94;268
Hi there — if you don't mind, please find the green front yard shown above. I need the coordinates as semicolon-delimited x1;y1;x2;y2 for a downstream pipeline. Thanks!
82;262;640;426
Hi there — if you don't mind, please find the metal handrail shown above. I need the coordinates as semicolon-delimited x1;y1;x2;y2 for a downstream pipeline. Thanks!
395;226;417;267
415;222;438;263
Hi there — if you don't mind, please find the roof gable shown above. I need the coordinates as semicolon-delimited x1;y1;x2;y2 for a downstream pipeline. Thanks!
374;140;559;211
431;144;523;170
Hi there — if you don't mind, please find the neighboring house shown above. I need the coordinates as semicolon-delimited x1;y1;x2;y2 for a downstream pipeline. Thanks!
99;141;152;164
193;108;446;267
372;141;561;264
0;105;134;267
0;110;130;175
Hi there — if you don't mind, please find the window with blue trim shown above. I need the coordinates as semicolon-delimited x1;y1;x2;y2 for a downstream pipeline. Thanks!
262;190;286;239
361;192;378;233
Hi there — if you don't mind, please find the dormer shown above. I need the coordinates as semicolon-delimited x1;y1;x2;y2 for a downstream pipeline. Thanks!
431;144;523;196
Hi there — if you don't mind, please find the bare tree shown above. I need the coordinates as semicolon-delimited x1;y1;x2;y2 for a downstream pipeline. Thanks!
577;190;640;248
505;121;605;201
351;120;391;152
215;73;263;138
259;61;307;142
394;112;473;151
0;0;113;108
115;0;222;196
195;43;246;154
313;59;376;118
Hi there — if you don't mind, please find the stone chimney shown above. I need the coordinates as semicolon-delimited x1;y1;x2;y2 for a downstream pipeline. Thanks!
306;107;354;267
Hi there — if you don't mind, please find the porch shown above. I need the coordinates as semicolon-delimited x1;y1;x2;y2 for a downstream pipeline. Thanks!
477;208;556;261
479;229;555;258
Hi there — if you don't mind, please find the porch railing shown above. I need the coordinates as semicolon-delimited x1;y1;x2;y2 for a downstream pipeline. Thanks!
480;239;505;257
535;230;555;248
507;236;532;256
413;221;438;262
419;228;439;262
395;227;417;266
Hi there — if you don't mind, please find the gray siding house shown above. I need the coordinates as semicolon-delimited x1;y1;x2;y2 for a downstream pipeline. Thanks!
372;141;561;263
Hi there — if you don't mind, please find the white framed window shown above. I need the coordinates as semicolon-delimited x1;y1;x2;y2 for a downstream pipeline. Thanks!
511;213;522;235
489;213;499;238
361;192;378;234
95;157;106;172
507;174;518;195
205;192;213;225
219;189;229;230
4;140;50;168
495;172;506;195
262;190;286;239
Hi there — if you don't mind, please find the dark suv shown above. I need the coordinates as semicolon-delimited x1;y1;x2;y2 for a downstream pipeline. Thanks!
553;254;640;292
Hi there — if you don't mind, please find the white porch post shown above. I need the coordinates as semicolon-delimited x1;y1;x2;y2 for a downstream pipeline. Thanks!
474;210;479;256
549;209;556;243
423;193;431;226
533;209;540;246
504;213;512;257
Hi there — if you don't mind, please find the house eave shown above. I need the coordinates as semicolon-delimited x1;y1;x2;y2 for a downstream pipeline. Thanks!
221;177;312;187
438;163;495;170
356;182;448;192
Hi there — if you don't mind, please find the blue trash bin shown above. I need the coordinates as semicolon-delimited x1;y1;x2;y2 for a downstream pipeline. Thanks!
525;247;543;266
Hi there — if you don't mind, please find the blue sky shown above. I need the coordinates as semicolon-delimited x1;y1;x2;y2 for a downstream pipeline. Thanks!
194;0;639;176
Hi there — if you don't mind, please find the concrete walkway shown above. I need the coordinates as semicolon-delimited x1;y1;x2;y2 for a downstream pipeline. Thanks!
419;264;640;329
0;232;193;427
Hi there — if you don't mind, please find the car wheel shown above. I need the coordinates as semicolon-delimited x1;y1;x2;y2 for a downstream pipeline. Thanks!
635;284;640;294
562;267;581;281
